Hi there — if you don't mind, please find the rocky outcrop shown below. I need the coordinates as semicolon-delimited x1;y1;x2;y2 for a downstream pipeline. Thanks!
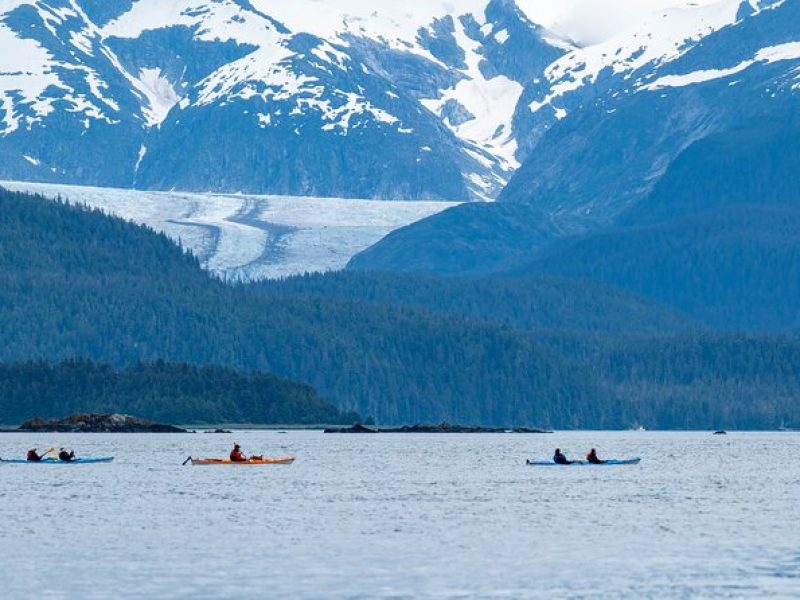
324;423;378;434
18;413;185;433
325;423;551;434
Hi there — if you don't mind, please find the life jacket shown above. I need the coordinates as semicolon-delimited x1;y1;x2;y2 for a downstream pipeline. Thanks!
554;452;568;464
230;449;246;462
587;451;602;464
58;450;74;462
27;450;41;462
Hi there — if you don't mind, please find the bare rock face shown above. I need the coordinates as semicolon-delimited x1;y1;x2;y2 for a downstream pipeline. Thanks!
18;413;185;433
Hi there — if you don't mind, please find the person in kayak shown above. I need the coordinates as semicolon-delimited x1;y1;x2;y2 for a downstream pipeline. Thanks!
587;448;606;464
58;448;75;462
230;443;247;463
553;448;575;465
27;447;43;462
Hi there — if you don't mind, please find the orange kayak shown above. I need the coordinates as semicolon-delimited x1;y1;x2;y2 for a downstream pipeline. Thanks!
189;456;295;466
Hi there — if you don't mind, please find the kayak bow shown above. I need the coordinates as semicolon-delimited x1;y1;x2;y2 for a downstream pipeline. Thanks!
526;458;641;466
189;456;295;466
0;457;114;464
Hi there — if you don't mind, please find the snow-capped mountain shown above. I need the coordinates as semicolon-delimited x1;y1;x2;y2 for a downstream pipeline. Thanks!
502;0;800;220
350;0;800;274
2;0;794;208
0;0;566;201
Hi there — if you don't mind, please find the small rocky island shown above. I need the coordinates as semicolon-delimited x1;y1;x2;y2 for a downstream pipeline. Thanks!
18;413;186;433
324;423;552;434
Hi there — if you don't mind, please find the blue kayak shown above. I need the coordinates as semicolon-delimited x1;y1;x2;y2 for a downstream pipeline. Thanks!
0;457;114;464
526;458;641;466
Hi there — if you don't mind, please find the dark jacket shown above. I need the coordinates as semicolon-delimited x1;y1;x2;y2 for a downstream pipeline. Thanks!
554;451;570;465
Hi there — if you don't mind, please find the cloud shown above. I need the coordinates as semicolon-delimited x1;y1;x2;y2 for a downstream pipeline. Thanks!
517;0;724;45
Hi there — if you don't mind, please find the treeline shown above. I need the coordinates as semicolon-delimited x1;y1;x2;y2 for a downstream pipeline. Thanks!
593;334;800;430
0;360;360;426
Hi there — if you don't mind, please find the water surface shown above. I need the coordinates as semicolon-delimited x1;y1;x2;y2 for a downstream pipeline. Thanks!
1;431;798;598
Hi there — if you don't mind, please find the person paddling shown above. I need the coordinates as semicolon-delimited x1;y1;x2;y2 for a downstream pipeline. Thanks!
230;443;247;463
27;447;44;462
553;448;575;465
58;448;75;462
587;448;606;464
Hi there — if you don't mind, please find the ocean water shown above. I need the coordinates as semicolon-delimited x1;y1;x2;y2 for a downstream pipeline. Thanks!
1;431;798;599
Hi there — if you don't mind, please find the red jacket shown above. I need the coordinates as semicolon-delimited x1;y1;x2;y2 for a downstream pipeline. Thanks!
230;449;246;462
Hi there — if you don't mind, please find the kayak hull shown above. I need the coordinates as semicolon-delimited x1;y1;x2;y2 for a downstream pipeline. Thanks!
190;457;295;465
0;457;114;464
526;458;641;466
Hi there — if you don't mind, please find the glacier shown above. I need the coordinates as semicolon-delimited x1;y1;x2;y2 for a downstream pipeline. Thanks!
1;180;457;280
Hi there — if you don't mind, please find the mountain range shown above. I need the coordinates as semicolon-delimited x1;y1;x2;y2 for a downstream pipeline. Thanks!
350;0;800;275
2;0;800;427
6;0;791;205
0;0;569;200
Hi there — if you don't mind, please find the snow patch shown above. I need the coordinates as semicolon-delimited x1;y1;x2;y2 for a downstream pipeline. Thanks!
136;68;181;126
642;42;800;90
135;145;147;172
422;16;523;170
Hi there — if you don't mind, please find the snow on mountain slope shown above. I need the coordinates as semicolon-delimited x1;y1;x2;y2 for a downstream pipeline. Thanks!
0;0;786;204
0;0;571;199
349;0;800;276
516;0;729;45
102;0;282;45
529;0;743;112
0;1;130;134
0;1;149;186
255;0;492;51
501;0;800;216
1;180;458;280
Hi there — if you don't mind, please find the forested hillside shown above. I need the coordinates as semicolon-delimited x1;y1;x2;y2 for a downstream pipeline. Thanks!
516;123;800;332
594;334;800;430
2;188;799;429
256;271;697;336
0;361;358;426
0;189;600;428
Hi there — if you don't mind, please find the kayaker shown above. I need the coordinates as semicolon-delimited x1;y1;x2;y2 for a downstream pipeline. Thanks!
58;448;75;462
230;443;247;463
553;448;574;465
587;448;606;464
27;447;43;462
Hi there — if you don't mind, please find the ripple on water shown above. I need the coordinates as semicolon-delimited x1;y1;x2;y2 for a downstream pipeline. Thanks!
0;431;798;598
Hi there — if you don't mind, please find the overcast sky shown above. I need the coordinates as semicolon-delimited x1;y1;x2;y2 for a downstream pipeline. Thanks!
517;0;724;45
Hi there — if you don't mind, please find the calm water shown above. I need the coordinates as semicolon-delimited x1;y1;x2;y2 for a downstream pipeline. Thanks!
1;431;798;599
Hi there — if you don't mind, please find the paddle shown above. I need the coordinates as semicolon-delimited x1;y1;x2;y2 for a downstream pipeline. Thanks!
38;447;55;461
182;456;193;466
